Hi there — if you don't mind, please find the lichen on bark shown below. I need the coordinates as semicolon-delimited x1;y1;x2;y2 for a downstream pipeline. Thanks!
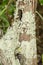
0;0;37;65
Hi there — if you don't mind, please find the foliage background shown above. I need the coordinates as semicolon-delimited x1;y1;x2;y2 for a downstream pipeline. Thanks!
0;0;16;34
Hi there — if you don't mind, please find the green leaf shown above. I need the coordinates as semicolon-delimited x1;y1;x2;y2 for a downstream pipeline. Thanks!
3;0;8;4
0;13;10;34
39;0;43;5
0;14;9;27
8;4;16;15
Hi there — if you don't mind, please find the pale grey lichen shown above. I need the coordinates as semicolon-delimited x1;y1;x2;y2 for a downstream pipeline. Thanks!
0;0;37;65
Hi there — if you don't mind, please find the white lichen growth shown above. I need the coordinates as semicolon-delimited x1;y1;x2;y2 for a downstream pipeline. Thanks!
0;0;37;65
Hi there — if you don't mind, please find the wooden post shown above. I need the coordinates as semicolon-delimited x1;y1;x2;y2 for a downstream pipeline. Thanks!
0;0;37;65
14;0;38;65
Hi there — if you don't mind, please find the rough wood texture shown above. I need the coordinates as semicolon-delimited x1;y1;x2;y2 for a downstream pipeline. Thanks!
0;0;37;65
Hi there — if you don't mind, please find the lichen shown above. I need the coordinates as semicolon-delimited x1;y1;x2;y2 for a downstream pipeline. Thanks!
0;0;37;65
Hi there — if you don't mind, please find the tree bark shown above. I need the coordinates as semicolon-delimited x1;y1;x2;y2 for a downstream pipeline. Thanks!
0;0;37;65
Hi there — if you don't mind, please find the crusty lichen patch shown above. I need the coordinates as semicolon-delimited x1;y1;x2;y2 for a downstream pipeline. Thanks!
14;11;37;65
0;0;37;65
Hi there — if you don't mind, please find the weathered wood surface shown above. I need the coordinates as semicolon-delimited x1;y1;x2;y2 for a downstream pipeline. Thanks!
0;0;37;65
